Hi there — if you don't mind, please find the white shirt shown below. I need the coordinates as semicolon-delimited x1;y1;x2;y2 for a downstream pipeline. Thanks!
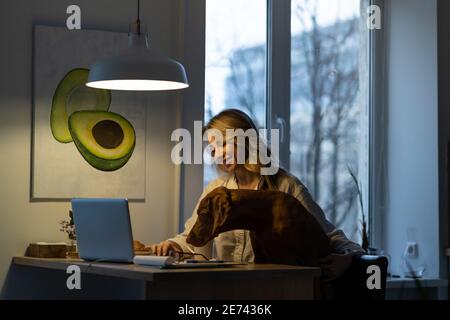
168;170;365;262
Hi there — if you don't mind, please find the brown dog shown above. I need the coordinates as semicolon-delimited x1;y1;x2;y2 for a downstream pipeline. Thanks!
186;186;332;267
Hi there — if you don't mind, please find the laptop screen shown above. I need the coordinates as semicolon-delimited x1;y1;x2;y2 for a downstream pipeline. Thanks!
71;198;134;262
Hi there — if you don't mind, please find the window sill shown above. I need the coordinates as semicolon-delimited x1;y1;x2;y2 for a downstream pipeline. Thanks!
386;277;448;289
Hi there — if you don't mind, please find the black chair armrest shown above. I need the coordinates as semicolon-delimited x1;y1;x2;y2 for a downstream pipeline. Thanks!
333;254;389;300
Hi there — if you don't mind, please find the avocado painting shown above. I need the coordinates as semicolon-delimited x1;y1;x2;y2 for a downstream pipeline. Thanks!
50;67;136;171
32;26;146;200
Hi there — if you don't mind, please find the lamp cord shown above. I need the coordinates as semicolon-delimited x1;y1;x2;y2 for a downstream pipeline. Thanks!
136;0;141;35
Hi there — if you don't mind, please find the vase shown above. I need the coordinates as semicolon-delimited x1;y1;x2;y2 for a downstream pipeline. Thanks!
67;239;79;259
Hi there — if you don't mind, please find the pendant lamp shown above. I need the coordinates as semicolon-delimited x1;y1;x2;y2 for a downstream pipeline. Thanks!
86;0;188;91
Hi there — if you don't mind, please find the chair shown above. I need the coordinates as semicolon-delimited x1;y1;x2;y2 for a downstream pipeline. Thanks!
332;254;389;300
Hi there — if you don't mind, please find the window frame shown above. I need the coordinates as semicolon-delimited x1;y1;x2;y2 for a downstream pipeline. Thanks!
266;0;291;168
368;0;387;249
181;0;382;247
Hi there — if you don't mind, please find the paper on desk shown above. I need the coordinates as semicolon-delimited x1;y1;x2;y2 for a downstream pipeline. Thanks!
133;255;176;266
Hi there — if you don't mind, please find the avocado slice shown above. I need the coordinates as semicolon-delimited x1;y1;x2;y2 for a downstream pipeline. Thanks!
68;110;136;171
51;68;111;143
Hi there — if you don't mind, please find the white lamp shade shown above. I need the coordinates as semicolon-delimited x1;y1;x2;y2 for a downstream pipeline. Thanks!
86;34;188;91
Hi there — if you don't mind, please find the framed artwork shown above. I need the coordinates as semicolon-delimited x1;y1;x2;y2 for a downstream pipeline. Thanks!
32;25;146;200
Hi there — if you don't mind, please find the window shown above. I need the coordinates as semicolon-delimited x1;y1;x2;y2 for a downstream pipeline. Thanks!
203;0;370;243
204;0;267;184
290;0;369;242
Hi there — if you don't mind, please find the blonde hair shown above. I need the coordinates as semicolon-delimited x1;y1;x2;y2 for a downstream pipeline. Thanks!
204;109;282;190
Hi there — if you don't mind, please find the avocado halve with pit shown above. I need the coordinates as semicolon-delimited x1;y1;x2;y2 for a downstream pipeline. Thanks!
51;68;111;143
68;110;136;171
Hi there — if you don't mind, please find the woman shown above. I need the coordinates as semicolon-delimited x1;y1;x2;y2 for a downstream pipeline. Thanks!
149;109;365;279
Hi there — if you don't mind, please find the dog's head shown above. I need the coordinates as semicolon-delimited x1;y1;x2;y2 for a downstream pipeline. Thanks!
186;186;232;247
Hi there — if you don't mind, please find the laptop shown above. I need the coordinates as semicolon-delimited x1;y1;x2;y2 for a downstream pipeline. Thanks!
71;198;134;263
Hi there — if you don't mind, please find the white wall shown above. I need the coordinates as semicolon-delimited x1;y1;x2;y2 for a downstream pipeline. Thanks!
384;0;439;277
0;0;182;292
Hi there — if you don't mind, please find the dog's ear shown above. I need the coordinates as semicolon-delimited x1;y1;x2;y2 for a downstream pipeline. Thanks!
211;187;232;234
186;196;214;246
197;196;211;217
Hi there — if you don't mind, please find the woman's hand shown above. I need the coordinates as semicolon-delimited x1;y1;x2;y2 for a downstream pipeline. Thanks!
133;240;146;251
319;253;353;281
145;240;181;256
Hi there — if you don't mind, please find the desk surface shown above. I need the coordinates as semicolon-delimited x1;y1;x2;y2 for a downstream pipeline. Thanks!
12;256;321;299
13;256;321;282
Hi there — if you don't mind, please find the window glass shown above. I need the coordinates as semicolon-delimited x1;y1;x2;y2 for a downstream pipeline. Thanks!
204;0;267;185
290;0;368;242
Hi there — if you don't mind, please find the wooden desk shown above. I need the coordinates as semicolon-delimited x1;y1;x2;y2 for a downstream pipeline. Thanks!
11;256;320;300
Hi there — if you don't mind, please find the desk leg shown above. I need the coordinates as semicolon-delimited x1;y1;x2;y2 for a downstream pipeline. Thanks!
145;275;316;300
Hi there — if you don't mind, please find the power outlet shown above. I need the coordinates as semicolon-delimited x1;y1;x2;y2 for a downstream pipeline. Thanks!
405;242;418;258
